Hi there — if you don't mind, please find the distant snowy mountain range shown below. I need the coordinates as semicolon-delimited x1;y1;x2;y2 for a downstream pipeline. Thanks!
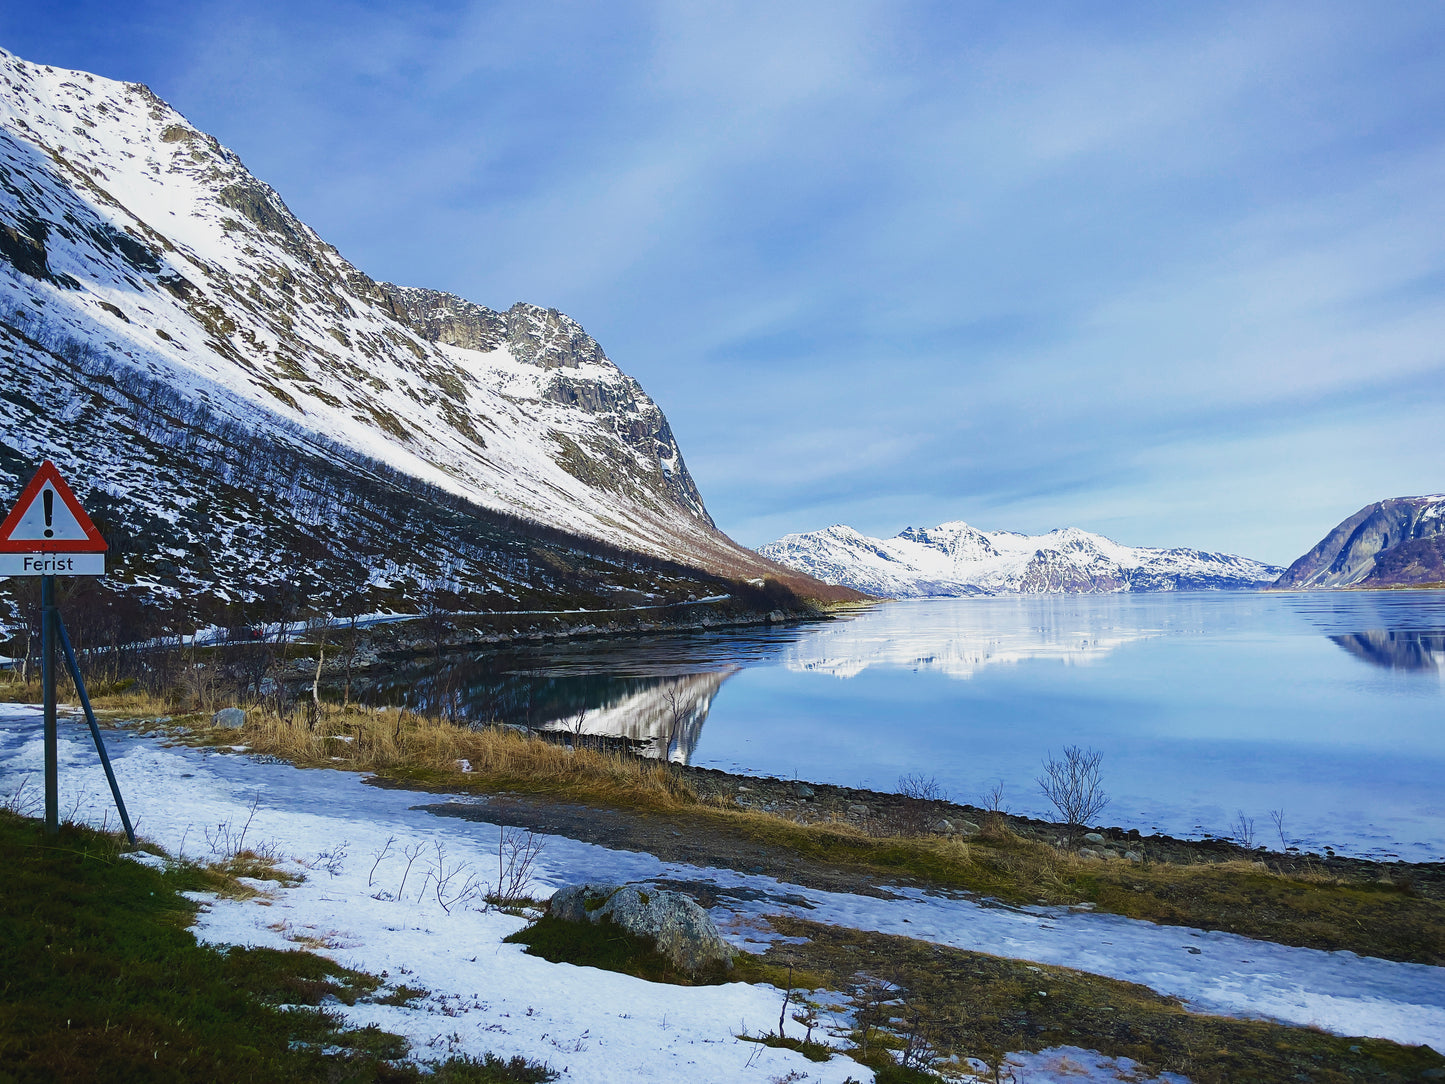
0;48;843;624
759;521;1283;597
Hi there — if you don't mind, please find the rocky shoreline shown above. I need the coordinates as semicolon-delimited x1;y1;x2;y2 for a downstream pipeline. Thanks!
672;764;1445;890
401;759;1445;904
289;600;845;679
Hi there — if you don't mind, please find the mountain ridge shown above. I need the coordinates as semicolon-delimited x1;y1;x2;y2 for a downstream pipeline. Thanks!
760;520;1283;598
0;47;852;629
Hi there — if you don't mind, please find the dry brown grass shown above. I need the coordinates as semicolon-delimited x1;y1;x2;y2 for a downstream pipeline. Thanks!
229;706;697;810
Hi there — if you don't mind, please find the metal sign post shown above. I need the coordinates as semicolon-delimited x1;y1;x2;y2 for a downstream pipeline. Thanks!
0;460;131;843
41;572;56;835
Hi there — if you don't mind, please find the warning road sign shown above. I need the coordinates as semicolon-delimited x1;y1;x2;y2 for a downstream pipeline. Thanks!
0;461;106;576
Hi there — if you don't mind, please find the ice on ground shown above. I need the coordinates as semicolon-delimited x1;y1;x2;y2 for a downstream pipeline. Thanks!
3;705;1443;1081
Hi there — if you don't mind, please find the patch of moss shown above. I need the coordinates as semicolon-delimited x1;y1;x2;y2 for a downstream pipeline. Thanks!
760;915;1445;1084
505;913;731;986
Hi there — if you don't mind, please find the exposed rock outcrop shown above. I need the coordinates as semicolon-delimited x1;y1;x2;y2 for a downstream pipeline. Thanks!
1275;497;1445;589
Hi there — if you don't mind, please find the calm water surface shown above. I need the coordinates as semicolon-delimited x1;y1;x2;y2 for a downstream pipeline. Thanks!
365;591;1445;861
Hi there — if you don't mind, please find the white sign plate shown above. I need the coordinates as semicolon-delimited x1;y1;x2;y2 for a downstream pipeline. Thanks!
0;553;106;576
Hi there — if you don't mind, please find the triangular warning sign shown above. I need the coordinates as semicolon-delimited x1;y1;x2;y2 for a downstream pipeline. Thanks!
0;461;107;553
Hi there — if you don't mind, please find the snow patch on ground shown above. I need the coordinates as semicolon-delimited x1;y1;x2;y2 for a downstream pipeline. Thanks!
3;706;1444;1079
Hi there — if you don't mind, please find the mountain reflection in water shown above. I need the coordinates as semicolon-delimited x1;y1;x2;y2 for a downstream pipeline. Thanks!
1329;630;1445;671
1286;591;1445;672
535;669;737;763
358;635;782;763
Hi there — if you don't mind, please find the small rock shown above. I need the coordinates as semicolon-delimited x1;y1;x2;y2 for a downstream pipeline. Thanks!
211;707;246;729
1124;850;1143;863
959;820;981;835
766;609;787;624
1186;946;1202;955
847;803;870;816
791;782;815;799
1077;848;1102;860
933;818;954;833
1083;832;1106;844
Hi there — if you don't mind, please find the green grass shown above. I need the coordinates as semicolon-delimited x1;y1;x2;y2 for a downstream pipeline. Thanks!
0;810;554;1083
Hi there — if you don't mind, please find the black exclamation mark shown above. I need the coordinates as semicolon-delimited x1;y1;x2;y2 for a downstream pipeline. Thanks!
43;489;53;538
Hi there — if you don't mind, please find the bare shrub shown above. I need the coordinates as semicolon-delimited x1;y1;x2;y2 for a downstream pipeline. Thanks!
983;780;1007;813
894;772;949;837
419;840;483;913
1;774;40;816
368;835;396;887
305;840;349;877
1231;810;1256;850
1037;745;1109;842
897;773;947;802
393;841;426;900
493;826;545;905
204;792;262;859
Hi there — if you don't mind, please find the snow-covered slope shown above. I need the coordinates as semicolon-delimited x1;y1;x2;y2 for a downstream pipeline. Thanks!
0;48;827;617
760;521;1282;598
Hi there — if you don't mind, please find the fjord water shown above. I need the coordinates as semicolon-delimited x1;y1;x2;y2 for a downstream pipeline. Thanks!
380;592;1445;861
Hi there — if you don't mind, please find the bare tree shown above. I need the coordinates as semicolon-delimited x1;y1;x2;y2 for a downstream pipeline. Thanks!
660;686;688;761
306;612;331;719
340;611;360;709
1270;808;1289;851
1037;745;1109;842
563;707;588;749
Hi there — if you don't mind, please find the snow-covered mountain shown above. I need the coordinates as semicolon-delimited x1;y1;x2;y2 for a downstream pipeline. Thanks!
1275;496;1445;589
759;521;1282;598
0;49;839;623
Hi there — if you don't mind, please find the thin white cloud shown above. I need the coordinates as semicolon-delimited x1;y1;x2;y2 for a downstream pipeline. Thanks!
14;0;1442;562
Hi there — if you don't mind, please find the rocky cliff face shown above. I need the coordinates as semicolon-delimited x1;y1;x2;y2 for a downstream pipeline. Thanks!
760;521;1282;598
1275;497;1445;589
0;48;826;622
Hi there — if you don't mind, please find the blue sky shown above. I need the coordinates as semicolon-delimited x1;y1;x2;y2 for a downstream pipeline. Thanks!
4;1;1444;564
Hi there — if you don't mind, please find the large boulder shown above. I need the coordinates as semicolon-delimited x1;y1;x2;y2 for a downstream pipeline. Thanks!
548;882;733;976
211;707;246;729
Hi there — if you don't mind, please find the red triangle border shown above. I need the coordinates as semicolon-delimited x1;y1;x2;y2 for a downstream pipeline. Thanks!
0;460;108;553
